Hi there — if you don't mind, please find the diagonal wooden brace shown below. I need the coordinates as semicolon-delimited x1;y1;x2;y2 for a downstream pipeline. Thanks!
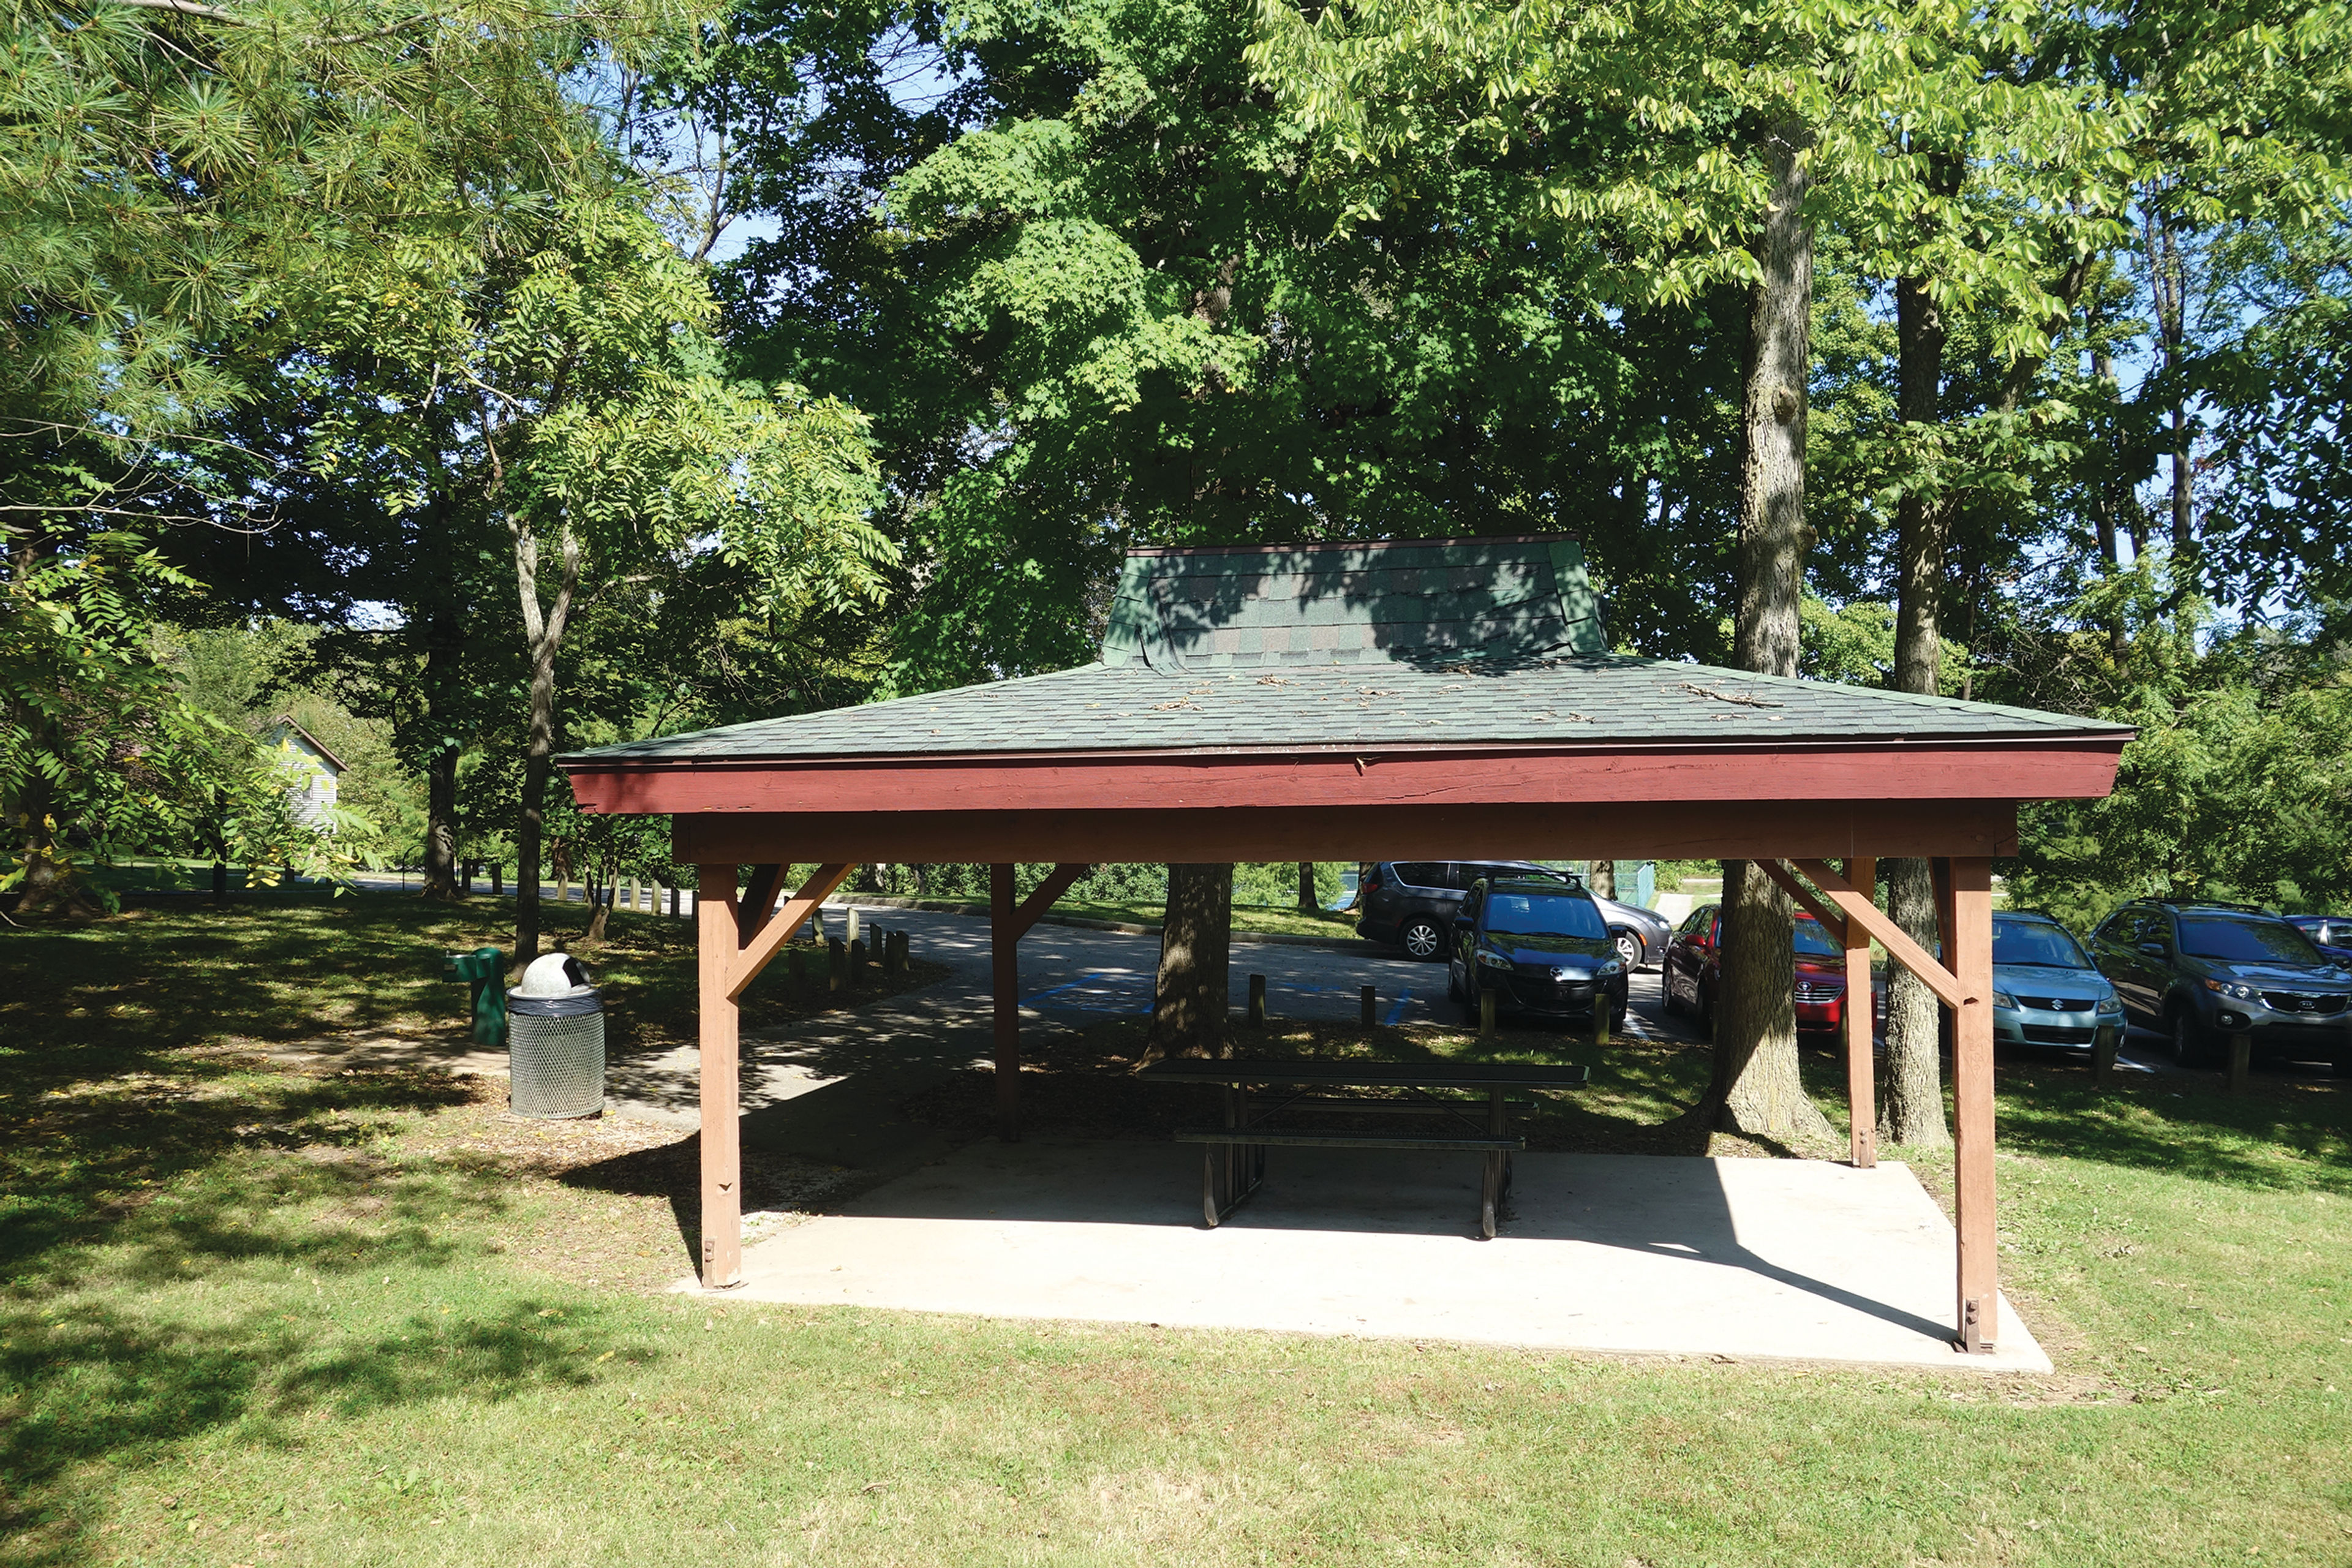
1786;858;1969;1009
726;862;856;1000
1754;858;1847;944
1009;863;1092;939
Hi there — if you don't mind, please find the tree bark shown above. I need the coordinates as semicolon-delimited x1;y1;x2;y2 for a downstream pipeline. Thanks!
1883;267;1954;1148
513;521;580;966
1711;118;1835;1145
1296;861;1317;911
1145;863;1232;1061
1589;860;1616;900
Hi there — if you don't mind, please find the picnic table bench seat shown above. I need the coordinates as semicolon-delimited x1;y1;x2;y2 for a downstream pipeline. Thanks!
1140;1055;1589;1237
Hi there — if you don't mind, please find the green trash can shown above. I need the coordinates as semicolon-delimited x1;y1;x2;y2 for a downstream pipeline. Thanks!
443;946;508;1046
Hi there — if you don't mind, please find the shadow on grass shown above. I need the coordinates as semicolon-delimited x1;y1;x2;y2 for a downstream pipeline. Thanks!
1989;1054;2352;1194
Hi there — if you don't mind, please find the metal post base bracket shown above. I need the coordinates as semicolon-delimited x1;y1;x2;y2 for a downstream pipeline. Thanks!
1956;1296;1996;1355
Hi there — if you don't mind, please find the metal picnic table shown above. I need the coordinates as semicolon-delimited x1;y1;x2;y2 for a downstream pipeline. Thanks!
1136;1056;1593;1238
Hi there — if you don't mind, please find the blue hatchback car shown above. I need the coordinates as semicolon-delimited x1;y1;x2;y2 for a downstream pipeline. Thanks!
1991;911;2125;1054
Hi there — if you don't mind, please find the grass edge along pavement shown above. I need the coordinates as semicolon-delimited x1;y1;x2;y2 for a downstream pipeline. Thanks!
4;900;2351;1564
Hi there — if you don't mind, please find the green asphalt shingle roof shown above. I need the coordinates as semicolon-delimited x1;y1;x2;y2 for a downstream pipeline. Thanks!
567;535;2127;766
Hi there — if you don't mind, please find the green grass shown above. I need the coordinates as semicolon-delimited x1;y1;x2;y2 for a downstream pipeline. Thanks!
5;901;2352;1564
1050;897;1365;941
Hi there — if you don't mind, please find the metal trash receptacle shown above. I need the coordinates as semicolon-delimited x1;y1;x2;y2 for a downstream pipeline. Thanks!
507;952;604;1119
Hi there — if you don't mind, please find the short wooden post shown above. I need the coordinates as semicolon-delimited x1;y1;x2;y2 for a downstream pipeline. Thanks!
826;937;846;992
696;864;743;1289
1479;987;1496;1040
849;937;867;976
1360;986;1377;1027
2093;1025;2117;1088
1247;973;1267;1027
1589;1001;1610;1047
2227;1031;2252;1094
1842;855;1877;1169
845;906;860;947
1949;856;1997;1352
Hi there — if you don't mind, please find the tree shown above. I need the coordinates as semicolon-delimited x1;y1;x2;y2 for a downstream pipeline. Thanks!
1147;864;1234;1061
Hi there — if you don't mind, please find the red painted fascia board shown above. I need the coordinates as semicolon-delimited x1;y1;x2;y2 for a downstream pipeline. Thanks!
563;736;2126;816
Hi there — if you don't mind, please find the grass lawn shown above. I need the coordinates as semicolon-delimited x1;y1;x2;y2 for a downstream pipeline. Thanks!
4;899;2351;1565
1050;898;1366;941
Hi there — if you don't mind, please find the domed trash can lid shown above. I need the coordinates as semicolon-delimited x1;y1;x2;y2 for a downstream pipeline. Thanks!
509;952;600;1017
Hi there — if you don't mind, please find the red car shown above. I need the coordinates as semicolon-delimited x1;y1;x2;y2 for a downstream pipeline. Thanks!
1661;902;1849;1036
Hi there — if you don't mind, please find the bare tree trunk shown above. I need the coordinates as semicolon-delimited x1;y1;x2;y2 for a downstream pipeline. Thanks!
1296;861;1317;911
1883;266;1954;1148
8;764;94;919
513;521;580;966
1589;860;1616;900
421;736;463;902
1145;863;1232;1061
1710;118;1834;1144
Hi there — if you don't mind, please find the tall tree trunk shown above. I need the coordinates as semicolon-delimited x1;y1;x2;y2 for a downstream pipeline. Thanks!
418;588;465;901
1296;861;1317;911
1145;863;1232;1061
1882;268;1954;1148
1588;860;1616;900
1711;118;1835;1145
513;521;580;966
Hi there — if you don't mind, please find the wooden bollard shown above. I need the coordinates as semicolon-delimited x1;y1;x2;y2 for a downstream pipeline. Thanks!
1248;973;1267;1027
1360;986;1377;1027
845;907;860;947
1590;1003;1611;1047
827;937;847;992
2227;1031;2252;1094
1479;987;1496;1040
2093;1026;2117;1088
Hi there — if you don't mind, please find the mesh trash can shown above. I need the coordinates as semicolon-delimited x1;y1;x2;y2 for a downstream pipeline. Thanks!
507;953;604;1119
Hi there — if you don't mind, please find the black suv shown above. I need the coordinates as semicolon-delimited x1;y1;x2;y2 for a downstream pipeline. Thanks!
2087;901;2352;1071
1447;876;1627;1028
1358;861;1564;960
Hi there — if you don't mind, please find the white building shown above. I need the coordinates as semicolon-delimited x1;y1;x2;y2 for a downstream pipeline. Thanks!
265;715;346;829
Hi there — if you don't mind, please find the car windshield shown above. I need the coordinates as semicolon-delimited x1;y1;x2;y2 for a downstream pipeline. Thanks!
1793;919;1839;957
2177;918;2324;964
1993;920;2093;969
1484;892;1605;940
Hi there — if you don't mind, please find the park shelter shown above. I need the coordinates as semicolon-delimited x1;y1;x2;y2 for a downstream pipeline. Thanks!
559;533;2132;1354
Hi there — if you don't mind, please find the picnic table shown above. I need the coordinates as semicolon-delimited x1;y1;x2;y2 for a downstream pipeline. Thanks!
1136;1057;1592;1238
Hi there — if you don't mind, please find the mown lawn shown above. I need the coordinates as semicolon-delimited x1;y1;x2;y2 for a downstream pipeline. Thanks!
1052;897;1366;941
4;897;2350;1566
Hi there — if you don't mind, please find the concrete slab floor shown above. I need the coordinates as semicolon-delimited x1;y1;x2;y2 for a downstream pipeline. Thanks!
704;1144;2052;1374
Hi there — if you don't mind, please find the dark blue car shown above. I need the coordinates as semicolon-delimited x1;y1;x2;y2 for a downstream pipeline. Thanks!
1447;876;1627;1030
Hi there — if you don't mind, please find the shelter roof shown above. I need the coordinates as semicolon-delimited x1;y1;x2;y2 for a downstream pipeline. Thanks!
568;533;2125;768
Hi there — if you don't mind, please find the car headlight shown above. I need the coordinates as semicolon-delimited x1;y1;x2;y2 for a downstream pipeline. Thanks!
2203;979;2259;1000
1599;960;1623;976
1476;950;1513;970
1992;990;2017;1009
2098;992;2124;1014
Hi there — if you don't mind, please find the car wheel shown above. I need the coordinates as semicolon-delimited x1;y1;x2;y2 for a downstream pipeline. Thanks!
1460;978;1482;1025
1400;918;1444;960
1613;929;1642;970
1696;978;1715;1039
1662;975;1684;1017
2169;1005;2218;1069
1446;959;1463;1002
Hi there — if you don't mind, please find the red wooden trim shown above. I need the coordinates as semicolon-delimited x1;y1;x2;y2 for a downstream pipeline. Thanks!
671;801;2021;867
569;739;2122;818
727;863;853;1002
1790;859;1970;1010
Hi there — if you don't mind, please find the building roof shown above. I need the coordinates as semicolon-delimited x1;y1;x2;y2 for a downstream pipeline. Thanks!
564;533;2127;769
268;714;348;774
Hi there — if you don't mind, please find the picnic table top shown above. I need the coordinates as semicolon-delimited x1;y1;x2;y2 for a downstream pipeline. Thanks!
1135;1056;1592;1090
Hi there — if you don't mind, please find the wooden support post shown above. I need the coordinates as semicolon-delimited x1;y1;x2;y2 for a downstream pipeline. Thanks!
2227;1031;2252;1094
1247;973;1267;1027
1479;987;1496;1040
1948;856;1997;1352
1362;986;1378;1028
1842;855;1877;1169
696;863;744;1290
992;864;1020;1141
